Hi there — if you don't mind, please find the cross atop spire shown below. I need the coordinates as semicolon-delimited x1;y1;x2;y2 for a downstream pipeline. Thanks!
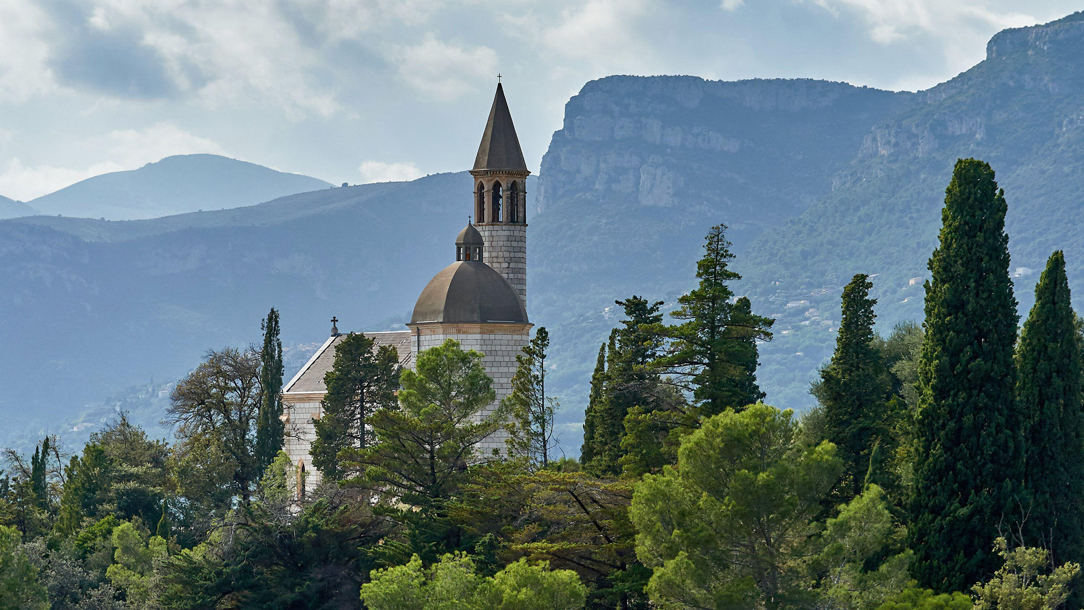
472;82;528;173
330;316;339;336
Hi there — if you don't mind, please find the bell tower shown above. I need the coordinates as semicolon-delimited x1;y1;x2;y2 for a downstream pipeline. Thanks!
471;82;529;307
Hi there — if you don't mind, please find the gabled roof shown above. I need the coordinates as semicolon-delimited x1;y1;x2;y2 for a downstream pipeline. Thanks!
283;331;413;395
473;83;529;173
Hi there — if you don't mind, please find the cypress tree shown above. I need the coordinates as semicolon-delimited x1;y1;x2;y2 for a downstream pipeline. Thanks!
908;159;1023;592
583;300;663;476
29;439;48;509
255;308;285;478
817;273;889;500
579;342;607;466
1016;251;1084;568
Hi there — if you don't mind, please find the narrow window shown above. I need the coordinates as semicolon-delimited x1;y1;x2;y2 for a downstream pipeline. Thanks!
509;181;520;223
476;183;485;223
492;181;502;222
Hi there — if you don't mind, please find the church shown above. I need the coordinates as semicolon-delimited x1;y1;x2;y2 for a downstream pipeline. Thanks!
281;83;532;489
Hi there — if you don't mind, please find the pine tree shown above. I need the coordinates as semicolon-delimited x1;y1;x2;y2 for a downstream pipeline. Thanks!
1016;251;1084;569
311;333;401;481
655;225;772;418
579;342;607;467
255;308;285;479
908;159;1023;592
817;273;889;500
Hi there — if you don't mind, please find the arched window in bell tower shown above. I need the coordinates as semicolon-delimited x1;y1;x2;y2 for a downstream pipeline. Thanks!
508;181;520;223
475;182;485;223
491;181;502;223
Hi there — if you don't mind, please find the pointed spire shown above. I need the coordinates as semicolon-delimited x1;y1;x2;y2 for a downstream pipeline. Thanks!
473;83;528;173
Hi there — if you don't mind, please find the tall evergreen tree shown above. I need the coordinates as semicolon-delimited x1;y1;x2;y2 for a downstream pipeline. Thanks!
255;308;284;479
908;159;1023;592
655;224;773;418
579;342;607;467
817;273;889;500
311;333;401;481
504;327;558;468
583;298;663;476
1016;251;1084;568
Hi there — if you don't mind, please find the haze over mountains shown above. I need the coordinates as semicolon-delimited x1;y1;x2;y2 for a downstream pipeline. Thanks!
0;195;37;220
4;12;1084;453
23;154;331;220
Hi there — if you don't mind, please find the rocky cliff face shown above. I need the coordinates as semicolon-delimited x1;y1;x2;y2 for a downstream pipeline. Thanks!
744;11;1084;408
529;76;914;425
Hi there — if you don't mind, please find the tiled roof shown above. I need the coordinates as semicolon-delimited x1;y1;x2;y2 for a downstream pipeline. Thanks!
283;330;413;394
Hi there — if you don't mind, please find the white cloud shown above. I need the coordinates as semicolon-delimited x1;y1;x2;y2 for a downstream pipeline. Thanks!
0;159;122;202
808;0;1038;45
0;1;55;101
393;34;498;101
358;160;425;183
0;123;225;200
721;0;745;11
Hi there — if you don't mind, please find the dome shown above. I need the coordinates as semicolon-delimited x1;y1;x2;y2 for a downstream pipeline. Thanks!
411;261;528;325
456;223;483;246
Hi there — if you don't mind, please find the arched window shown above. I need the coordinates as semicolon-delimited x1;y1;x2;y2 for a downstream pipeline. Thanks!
476;182;485;223
509;181;520;223
464;247;471;261
492;181;502;223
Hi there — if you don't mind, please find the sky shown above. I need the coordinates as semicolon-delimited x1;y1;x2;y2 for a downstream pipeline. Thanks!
0;0;1080;202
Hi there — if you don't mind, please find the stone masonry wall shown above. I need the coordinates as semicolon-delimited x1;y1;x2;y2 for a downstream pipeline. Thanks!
416;325;530;456
283;396;323;490
478;223;527;306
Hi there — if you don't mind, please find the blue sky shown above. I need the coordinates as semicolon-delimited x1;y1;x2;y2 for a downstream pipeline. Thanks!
0;0;1078;201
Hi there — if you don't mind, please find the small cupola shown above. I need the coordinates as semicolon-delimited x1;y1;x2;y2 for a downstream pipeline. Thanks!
455;222;484;262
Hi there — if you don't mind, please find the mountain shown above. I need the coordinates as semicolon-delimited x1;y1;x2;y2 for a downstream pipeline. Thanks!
5;12;1084;454
28;154;332;220
531;76;914;415
742;10;1084;406
0;195;37;219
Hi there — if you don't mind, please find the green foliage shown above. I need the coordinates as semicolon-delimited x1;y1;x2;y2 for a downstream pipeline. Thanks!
817;274;891;500
168;346;264;506
972;538;1080;610
360;553;587;610
0;525;48;610
158;496;391;609
876;588;974;610
1015;251;1084;569
257;450;295;504
631;403;843;608
909;159;1024;592
654;224;773;418
504;327;558;468
579;342;608;470
811;485;912;609
347;339;497;505
582;298;665;476
312;332;401;481
255;307;286;480
55;415;171;537
105;521;166;607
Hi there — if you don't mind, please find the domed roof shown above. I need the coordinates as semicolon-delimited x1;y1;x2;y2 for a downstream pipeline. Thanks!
456;223;483;246
411;261;528;325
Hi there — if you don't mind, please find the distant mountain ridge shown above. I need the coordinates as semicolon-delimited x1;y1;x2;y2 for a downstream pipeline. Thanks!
0;195;37;220
5;12;1084;453
28;154;332;220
